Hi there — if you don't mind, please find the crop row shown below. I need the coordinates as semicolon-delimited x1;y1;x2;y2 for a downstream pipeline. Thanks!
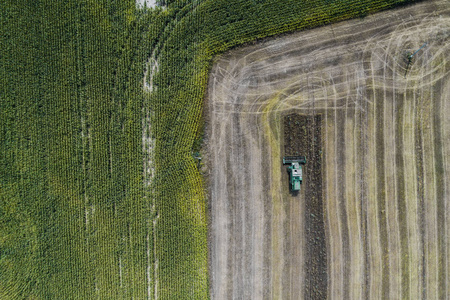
1;0;155;298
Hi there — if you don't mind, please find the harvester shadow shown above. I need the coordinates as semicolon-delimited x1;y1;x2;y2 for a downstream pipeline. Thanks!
289;189;299;197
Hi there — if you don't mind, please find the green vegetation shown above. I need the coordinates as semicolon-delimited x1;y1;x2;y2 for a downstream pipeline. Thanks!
1;0;417;298
1;1;155;298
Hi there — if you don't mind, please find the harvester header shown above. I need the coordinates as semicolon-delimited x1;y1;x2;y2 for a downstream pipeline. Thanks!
283;156;306;165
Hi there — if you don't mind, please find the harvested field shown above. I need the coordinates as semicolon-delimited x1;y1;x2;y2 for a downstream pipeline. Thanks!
206;0;450;299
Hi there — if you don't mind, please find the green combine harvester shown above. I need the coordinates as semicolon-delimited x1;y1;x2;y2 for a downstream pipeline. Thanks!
283;156;306;192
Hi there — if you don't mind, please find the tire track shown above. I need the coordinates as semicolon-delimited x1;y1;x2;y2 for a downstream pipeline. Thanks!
442;74;450;300
403;83;421;299
374;62;390;299
357;58;370;300
432;73;446;300
326;81;344;300
345;104;363;300
395;76;409;300
363;46;383;300
335;79;349;300
414;71;426;300
349;64;367;300
392;34;410;300
422;63;439;300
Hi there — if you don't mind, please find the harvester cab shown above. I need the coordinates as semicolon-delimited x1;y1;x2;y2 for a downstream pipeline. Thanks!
283;156;306;192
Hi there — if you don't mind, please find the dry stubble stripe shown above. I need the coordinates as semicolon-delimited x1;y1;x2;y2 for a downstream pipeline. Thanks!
225;117;235;299
422;68;438;299
375;87;390;299
394;76;409;300
230;115;244;300
359;58;370;300
261;125;273;299
327;84;343;299
359;51;373;299
414;82;426;300
432;77;446;299
443;73;450;300
243;121;255;300
323;106;335;298
403;85;420;298
336;102;350;299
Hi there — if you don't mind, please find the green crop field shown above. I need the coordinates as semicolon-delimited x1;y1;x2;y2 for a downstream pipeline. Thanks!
1;0;417;298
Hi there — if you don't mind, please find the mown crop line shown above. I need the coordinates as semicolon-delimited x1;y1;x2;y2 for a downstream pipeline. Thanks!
421;64;439;299
426;61;443;299
326;72;345;298
442;72;450;300
430;59;449;300
385;31;402;299
360;59;371;299
415;65;427;300
352;81;365;299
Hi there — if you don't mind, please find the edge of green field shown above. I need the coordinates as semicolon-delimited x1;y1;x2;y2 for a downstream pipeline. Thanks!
1;0;416;298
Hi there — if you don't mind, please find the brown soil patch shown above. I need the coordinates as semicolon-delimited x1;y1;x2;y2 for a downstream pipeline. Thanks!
284;114;327;299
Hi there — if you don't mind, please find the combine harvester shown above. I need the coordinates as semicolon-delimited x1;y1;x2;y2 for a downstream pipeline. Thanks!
283;156;306;192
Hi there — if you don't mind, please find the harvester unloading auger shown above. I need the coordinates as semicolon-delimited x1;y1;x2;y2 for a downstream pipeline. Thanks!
283;156;306;192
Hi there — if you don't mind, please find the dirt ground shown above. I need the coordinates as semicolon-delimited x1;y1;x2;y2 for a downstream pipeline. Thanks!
206;1;450;299
284;114;326;299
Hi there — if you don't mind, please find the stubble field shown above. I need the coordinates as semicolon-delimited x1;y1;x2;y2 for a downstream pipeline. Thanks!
206;1;450;299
